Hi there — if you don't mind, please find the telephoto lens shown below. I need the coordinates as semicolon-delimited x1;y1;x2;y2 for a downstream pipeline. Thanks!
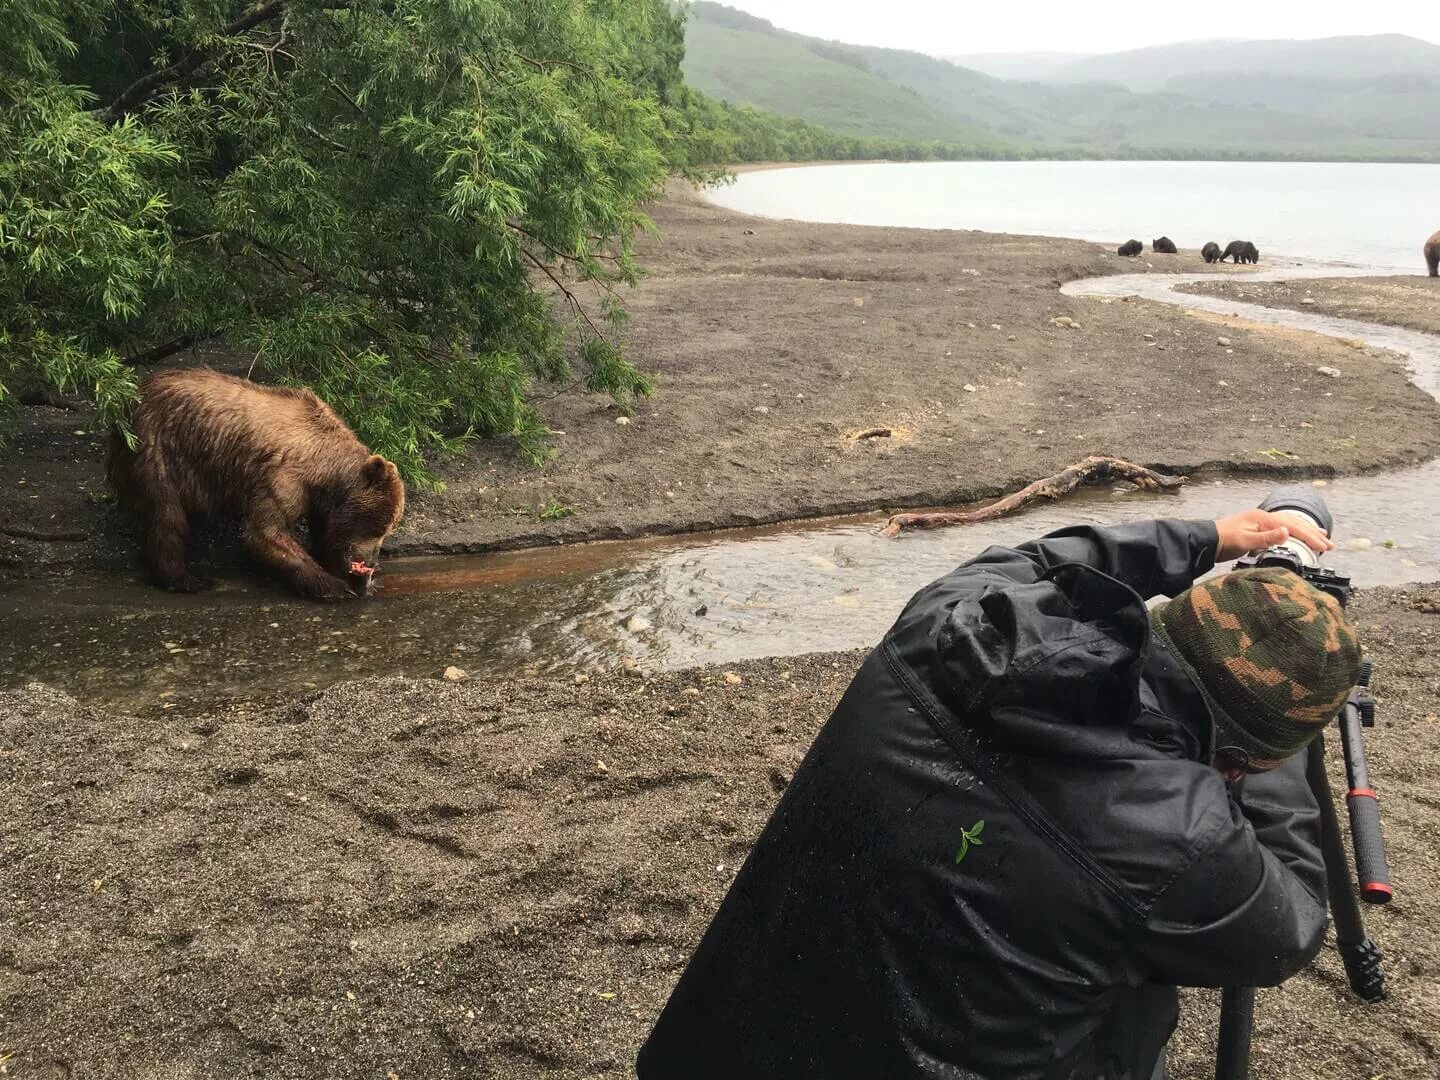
1254;485;1333;569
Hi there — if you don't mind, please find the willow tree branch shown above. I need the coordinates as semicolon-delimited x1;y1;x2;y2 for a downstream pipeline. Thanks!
521;250;608;343
95;0;292;124
882;456;1187;537
507;220;622;265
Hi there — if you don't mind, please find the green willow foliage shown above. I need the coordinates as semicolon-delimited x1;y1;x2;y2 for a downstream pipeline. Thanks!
2;0;697;484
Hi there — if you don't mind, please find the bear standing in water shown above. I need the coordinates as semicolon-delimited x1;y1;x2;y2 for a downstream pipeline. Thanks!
1201;241;1222;263
108;369;406;600
1425;229;1439;276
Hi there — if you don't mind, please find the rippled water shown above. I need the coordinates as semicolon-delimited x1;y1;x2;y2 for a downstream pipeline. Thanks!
707;161;1440;271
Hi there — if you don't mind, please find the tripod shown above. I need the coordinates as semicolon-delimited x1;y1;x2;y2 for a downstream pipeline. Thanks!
1214;666;1390;1079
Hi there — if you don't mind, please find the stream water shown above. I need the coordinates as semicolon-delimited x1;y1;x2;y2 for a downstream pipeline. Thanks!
3;267;1437;710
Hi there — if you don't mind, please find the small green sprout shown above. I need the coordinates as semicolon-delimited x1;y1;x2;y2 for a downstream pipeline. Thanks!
955;819;986;864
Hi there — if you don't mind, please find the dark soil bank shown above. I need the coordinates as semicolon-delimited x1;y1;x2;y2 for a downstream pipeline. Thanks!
3;584;1438;1080
5;184;1439;579
1177;276;1440;337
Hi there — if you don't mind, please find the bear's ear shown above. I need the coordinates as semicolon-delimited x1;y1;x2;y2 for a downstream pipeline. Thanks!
362;455;392;484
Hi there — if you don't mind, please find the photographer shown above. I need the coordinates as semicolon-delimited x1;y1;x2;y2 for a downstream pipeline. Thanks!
637;510;1361;1080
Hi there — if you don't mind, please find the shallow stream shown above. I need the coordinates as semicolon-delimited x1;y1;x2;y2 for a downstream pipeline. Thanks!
3;265;1437;709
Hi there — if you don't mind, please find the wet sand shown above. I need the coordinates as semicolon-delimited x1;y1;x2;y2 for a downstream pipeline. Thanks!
1177;276;1440;337
4;182;1438;580
3;583;1437;1080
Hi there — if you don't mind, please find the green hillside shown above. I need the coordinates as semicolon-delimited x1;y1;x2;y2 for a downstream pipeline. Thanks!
683;3;1440;161
683;21;981;143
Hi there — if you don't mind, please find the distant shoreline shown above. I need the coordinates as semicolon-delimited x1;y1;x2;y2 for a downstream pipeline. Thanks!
725;158;1440;174
727;160;888;173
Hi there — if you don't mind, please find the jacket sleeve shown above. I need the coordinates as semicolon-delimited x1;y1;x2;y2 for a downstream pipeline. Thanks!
1134;750;1328;988
963;519;1220;599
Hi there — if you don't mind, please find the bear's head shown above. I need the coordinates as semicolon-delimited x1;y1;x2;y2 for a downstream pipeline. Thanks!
321;455;406;595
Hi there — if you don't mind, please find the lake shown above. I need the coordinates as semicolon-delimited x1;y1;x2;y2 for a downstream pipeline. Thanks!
705;160;1440;271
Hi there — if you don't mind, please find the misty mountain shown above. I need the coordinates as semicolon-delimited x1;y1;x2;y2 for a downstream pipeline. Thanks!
1049;34;1440;93
942;52;1092;83
683;3;1440;160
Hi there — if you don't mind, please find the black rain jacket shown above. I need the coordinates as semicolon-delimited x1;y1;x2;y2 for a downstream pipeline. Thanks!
637;520;1328;1080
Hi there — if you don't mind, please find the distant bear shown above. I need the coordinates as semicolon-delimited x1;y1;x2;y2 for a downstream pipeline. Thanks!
1425;229;1439;277
107;369;406;601
1222;240;1260;265
1118;239;1143;256
1201;242;1222;264
1152;237;1178;254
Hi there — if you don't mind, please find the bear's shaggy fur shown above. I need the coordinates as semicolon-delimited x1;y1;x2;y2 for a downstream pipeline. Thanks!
1201;242;1222;264
1151;236;1178;254
107;369;406;601
1117;239;1143;257
1425;229;1439;277
1222;240;1260;265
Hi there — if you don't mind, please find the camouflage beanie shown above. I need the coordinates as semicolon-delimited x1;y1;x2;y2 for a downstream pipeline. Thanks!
1151;567;1361;772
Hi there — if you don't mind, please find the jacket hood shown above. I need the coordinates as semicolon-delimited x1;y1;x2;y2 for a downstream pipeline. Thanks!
887;558;1199;761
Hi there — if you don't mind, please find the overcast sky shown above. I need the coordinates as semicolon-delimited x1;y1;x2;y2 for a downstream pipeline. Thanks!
709;0;1440;56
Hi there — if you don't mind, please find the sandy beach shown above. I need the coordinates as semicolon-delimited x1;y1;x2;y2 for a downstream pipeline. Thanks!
3;179;1439;1080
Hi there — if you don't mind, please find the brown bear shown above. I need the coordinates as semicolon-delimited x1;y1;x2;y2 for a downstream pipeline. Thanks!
1425;229;1439;277
1222;240;1260;265
107;368;406;601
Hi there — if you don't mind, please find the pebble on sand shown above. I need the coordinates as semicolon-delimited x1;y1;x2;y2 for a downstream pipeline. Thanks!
441;666;468;682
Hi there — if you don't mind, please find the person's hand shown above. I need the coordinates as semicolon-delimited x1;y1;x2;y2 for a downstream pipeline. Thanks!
1214;508;1334;562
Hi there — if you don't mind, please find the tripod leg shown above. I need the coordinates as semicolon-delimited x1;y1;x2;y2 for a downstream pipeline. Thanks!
1305;737;1385;1001
1215;986;1255;1080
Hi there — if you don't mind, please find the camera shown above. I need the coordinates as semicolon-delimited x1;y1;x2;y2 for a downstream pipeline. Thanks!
1232;486;1352;608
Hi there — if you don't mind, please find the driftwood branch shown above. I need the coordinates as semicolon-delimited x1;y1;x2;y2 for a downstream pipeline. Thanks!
19;390;90;412
882;456;1186;537
0;525;91;543
123;334;206;367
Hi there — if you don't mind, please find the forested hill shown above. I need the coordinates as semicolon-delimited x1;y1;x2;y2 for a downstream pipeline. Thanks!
684;2;1440;161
